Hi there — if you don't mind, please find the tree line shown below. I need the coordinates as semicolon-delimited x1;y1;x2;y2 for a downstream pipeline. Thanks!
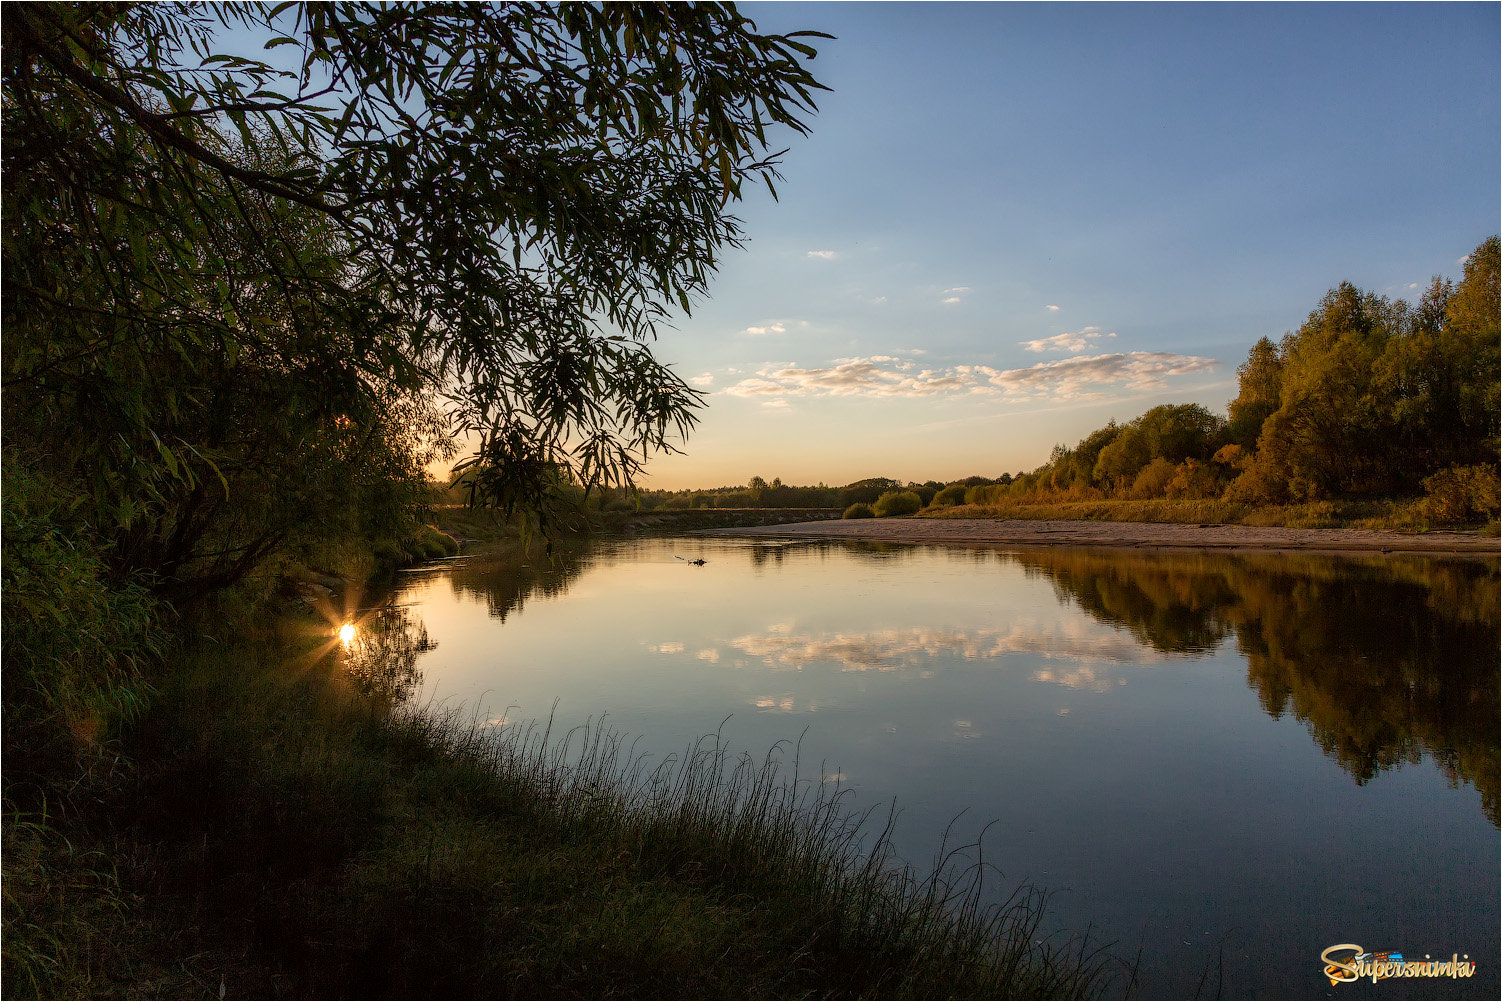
632;241;1499;527
982;238;1497;521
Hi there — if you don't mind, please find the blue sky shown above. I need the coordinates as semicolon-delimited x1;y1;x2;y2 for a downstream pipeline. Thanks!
639;2;1499;490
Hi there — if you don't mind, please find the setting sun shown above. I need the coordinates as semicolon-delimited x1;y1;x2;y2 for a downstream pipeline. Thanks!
338;622;356;646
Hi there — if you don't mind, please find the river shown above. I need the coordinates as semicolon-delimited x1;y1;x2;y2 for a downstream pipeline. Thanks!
347;536;1499;998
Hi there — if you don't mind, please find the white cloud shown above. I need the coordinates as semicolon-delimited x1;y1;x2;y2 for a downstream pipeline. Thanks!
1458;254;1473;265
1020;327;1117;353
942;296;962;304
650;642;685;654
1045;304;1061;312
722;350;1216;403
730;622;1166;673
743;321;787;336
689;372;715;388
943;286;970;294
806;249;837;260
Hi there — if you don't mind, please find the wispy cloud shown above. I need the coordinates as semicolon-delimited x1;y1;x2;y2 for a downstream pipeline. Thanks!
1045;304;1061;312
688;372;715;388
807;249;837;260
743;321;787;336
986;351;1217;398
722;350;1216;403
940;286;969;305
1020;326;1117;353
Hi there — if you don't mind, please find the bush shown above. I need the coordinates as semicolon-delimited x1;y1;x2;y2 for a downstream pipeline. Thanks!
931;485;967;507
2;469;160;778
964;484;1009;506
872;491;922;517
1421;465;1501;525
842;503;875;519
372;540;405;573
1127;457;1176;499
1164;459;1220;500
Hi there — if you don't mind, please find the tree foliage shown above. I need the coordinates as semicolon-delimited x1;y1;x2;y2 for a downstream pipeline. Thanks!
2;2;827;596
943;238;1497;519
1227;238;1500;503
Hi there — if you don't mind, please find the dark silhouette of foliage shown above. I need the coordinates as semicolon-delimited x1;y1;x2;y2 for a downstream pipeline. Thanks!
2;3;828;598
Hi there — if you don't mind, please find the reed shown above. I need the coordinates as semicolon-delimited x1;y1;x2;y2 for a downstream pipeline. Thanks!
370;701;1113;996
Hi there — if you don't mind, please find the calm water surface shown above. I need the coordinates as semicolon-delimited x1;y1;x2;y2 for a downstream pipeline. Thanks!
362;537;1499;998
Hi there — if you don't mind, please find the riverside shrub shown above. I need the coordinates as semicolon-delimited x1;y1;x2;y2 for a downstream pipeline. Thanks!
843;503;875;519
932;485;967;507
873;491;922;517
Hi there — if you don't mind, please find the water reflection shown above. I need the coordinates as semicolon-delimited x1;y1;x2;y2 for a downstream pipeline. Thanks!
338;605;434;706
1011;549;1500;825
439;544;589;622
420;540;1498;826
387;537;1498;996
722;623;1168;672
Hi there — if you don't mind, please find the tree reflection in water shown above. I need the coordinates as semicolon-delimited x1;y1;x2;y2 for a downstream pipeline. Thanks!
1011;549;1500;825
339;606;435;707
386;540;1499;826
440;543;591;623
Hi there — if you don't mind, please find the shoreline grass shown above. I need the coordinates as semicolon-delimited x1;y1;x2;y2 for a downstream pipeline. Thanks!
922;497;1501;534
4;619;1113;998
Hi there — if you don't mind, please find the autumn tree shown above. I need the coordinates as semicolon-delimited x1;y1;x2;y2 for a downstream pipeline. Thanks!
1227;337;1284;449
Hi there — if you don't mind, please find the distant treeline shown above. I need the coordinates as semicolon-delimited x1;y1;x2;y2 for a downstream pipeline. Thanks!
627;476;913;511
627;237;1500;526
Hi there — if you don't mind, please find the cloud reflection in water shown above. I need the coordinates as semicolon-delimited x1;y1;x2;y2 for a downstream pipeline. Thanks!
727;621;1167;674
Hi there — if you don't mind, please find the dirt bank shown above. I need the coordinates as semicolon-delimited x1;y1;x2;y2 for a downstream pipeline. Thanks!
699;517;1500;555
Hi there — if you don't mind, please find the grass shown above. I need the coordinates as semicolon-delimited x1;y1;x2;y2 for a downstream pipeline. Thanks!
3;616;1112;998
923;496;1497;532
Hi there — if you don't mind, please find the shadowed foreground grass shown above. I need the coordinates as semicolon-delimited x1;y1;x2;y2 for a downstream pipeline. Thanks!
4;623;1111;998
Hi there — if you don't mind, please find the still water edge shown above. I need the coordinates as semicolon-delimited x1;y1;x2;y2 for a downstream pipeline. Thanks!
347;537;1499;998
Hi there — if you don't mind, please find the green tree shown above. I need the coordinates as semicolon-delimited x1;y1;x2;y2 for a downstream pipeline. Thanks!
1227;337;1284;449
1252;282;1402;496
2;3;827;594
1376;237;1501;476
872;490;922;517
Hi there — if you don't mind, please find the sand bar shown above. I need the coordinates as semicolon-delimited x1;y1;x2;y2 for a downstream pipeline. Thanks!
700;517;1501;555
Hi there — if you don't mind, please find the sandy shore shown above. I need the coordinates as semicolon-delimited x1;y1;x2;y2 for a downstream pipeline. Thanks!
700;517;1500;555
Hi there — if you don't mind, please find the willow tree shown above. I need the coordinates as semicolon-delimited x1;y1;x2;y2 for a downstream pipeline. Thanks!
2;3;826;593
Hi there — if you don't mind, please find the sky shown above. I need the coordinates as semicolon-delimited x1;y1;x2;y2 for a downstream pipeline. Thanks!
630;2;1500;490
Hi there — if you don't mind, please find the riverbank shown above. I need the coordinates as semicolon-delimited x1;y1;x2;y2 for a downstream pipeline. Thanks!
3;611;1110;998
701;516;1501;555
